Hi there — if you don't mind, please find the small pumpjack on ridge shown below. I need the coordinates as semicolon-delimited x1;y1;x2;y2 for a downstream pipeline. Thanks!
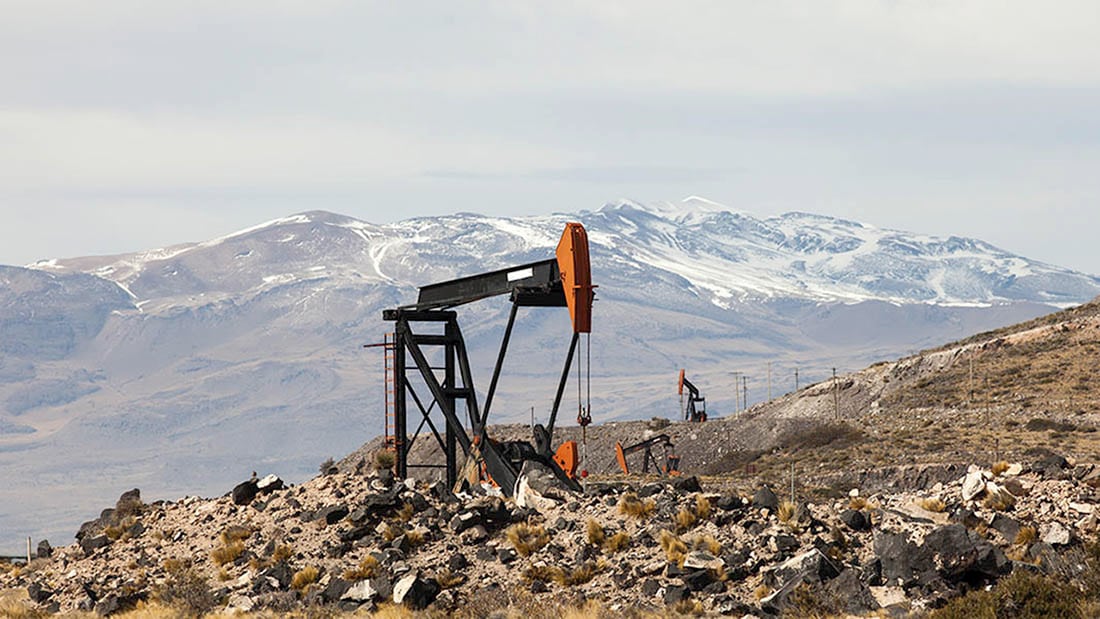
614;434;681;477
679;369;707;422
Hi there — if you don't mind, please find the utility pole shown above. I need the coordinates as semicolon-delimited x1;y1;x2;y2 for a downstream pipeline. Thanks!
530;406;535;432
968;357;974;406
742;376;748;411
794;367;799;392
832;368;839;420
767;362;772;401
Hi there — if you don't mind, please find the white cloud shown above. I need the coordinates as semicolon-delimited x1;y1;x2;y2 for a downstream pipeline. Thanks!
0;1;1098;273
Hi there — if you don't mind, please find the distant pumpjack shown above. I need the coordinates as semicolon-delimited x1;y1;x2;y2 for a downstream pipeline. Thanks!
614;434;681;476
679;369;707;422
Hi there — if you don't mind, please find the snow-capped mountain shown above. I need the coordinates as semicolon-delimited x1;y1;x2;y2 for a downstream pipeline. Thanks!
1;197;1097;550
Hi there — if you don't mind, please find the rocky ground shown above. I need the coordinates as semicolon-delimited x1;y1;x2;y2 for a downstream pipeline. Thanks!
4;444;1100;617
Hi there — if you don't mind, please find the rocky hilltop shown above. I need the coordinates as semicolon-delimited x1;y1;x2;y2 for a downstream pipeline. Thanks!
3;448;1100;618
5;276;1100;618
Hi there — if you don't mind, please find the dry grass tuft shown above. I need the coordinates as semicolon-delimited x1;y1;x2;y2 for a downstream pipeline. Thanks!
1015;525;1038;546
396;502;415;523
210;540;245;566
618;492;656;519
523;564;566;584
374;449;397;471
368;602;416;619
983;488;1017;511
406;527;427;548
505;523;550;557
219;525;251;545
848;496;871;511
381;523;405;543
672;599;705;616
290;566;320;591
919;497;947;513
673;507;698;533
777;500;797;525
271;543;294;564
659;530;688;565
585;519;605;546
343;555;379;580
0;598;47;619
435;568;467;589
753;584;772;601
991;461;1011;476
105;516;137;541
694;494;712;520
603;531;631;554
688;534;722;556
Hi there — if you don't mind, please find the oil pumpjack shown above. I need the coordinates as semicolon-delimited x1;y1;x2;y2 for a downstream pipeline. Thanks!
381;223;595;496
679;369;707;422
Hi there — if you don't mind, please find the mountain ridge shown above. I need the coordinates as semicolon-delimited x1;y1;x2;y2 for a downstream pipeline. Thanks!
1;197;1097;552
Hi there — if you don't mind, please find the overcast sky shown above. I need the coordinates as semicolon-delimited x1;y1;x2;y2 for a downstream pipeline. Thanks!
2;1;1099;273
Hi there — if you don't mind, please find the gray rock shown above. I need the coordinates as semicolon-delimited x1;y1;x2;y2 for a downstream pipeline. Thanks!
873;531;924;587
763;548;840;589
316;504;349;525
257;474;284;494
671;475;702;494
682;551;724;571
36;539;52;558
961;471;987;501
681;568;713;591
824;568;879;615
989;513;1022;542
840;509;870;531
514;460;571;512
80;534;110;556
341;580;377;603
232;481;259;506
753;486;779;512
27;582;55;603
392;572;440;610
322;579;352;603
663;583;690;605
1040;521;1073;546
920;524;1008;583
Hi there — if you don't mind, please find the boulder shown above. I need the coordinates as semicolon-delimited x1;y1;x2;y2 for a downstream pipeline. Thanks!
763;548;840;589
1040;521;1074;546
514;460;570;513
753;486;779;512
989;513;1022;542
671;475;702;494
316;504;349;525
873;531;924;587
392;572;440;610
232;480;259;506
682;551;724;571
80;534;110;556
257;474;284;494
840;509;871;532
36;539;52;559
27;582;55;603
681;568;713;591
825;569;879;615
715;495;744;511
663;584;690;605
961;471;987;501
920;524;1008;583
341;580;378;603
